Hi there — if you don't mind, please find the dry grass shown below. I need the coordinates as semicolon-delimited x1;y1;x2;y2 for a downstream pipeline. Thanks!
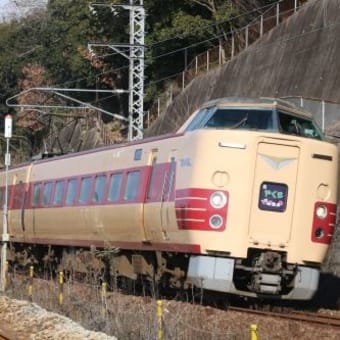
3;271;340;340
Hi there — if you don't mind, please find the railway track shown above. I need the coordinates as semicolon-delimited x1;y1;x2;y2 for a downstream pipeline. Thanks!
229;306;340;329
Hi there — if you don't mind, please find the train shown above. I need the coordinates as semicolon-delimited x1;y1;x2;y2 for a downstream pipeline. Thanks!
0;97;338;300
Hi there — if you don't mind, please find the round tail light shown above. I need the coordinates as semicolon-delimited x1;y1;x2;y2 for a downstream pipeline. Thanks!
315;227;325;239
209;214;223;229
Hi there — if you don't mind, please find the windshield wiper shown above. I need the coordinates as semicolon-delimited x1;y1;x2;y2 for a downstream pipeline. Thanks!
231;114;248;129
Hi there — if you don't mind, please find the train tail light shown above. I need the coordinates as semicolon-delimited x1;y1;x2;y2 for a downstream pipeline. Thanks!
209;214;223;229
311;202;336;244
314;227;325;239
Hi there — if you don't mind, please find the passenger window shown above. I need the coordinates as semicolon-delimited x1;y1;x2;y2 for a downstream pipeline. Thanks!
32;183;41;206
53;180;65;205
0;188;3;207
79;177;92;203
124;171;140;201
65;179;77;206
147;156;157;200
43;182;53;206
93;175;106;203
108;173;122;202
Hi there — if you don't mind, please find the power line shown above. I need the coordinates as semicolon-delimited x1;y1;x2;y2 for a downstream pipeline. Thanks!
146;1;277;49
12;0;303;103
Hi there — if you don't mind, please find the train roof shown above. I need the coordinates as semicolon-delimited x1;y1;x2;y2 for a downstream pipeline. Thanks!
198;97;312;118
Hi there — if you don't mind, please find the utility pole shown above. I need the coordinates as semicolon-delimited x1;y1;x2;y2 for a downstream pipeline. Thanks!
89;0;145;141
0;114;12;292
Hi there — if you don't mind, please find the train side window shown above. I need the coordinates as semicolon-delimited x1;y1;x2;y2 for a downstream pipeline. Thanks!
108;173;122;202
0;188;3;207
93;175;106;203
147;155;158;200
124;171;140;201
79;177;92;203
32;183;41;206
43;182;53;206
163;157;176;201
53;180;65;205
65;179;77;206
185;108;212;131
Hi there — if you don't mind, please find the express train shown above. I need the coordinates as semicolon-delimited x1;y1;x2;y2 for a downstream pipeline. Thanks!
0;97;338;300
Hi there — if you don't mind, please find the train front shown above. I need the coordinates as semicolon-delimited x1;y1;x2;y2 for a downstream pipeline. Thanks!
178;98;338;300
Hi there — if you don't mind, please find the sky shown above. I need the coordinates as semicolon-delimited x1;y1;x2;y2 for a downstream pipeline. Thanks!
0;0;47;22
0;0;20;21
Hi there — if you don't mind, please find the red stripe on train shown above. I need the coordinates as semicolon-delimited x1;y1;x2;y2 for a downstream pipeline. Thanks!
311;202;337;244
175;188;228;231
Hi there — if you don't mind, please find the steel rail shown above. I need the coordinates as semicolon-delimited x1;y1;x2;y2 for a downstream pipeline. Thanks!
229;306;340;328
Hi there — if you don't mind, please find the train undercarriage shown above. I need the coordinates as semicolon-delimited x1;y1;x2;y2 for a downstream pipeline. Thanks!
5;243;319;301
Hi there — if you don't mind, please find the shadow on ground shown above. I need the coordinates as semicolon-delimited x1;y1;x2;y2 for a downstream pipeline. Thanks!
311;273;340;309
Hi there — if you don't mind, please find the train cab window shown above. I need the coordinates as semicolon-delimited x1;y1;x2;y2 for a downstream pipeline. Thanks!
93;175;106;203
185;107;215;131
108;173;122;202
32;183;41;206
79;177;92;204
65;178;77;206
205;109;273;130
42;182;53;206
53;180;65;205
124;171;140;201
278;111;322;140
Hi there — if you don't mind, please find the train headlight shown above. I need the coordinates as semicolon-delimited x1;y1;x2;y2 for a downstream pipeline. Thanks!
210;191;227;209
209;214;223;229
315;227;325;239
316;205;328;220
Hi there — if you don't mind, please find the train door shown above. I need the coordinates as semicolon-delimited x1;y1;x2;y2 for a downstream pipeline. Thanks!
248;141;300;246
160;152;177;236
143;150;177;241
143;149;162;241
7;168;29;239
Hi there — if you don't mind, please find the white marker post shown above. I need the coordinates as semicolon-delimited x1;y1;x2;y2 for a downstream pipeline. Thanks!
0;114;12;292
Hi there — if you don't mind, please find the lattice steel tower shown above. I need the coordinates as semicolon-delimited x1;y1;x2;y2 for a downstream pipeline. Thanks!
128;0;145;141
88;0;145;141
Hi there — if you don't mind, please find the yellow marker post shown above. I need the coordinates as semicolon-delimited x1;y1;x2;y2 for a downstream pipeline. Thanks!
28;266;33;301
101;282;107;318
58;271;64;305
250;324;258;340
157;300;163;340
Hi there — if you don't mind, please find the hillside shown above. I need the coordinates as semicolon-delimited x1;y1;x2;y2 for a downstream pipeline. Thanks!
145;0;340;136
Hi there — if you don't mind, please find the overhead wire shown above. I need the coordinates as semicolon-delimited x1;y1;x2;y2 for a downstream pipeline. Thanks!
36;1;280;90
10;0;307;109
147;1;277;49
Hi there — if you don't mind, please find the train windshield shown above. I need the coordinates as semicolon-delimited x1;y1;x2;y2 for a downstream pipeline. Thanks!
278;111;322;140
184;106;322;140
184;108;274;131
